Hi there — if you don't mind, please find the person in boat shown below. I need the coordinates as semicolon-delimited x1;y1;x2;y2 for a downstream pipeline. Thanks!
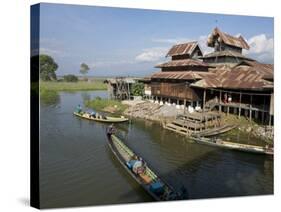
90;110;96;118
76;104;82;114
106;124;115;138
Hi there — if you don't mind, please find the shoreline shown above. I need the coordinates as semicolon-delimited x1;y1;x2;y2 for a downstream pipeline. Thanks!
122;100;274;144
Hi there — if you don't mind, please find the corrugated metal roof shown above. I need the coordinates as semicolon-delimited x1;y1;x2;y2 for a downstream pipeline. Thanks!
234;61;273;79
202;50;254;60
207;28;250;50
191;62;273;90
151;71;214;80
155;59;210;68
105;78;136;84
166;41;200;57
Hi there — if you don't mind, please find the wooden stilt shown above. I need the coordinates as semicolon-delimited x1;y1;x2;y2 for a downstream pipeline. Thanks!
227;106;229;116
219;90;222;113
262;96;265;124
184;99;186;114
238;92;242;119
127;83;130;100
203;89;206;113
249;95;253;122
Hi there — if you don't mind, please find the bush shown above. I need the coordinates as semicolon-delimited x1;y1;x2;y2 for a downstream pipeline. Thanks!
132;82;144;96
63;74;78;82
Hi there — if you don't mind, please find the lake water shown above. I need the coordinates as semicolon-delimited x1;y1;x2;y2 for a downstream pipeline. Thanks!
39;91;273;208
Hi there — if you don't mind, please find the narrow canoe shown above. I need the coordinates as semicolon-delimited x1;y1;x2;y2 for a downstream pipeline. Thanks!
191;136;273;155
107;133;186;201
73;112;129;123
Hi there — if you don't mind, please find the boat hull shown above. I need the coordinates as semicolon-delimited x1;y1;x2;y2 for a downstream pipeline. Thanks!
191;137;273;155
74;112;129;123
107;134;184;201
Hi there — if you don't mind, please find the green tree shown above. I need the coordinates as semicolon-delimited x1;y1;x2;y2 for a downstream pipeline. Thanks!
63;74;78;82
80;63;90;76
132;82;144;96
39;54;58;81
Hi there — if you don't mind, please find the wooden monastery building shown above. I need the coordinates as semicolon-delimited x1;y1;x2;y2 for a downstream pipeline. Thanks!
144;28;274;125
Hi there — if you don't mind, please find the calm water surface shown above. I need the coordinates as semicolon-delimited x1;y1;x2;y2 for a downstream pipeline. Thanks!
40;91;273;208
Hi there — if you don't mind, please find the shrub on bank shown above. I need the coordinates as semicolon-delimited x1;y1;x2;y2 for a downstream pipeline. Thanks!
63;74;78;82
84;97;128;114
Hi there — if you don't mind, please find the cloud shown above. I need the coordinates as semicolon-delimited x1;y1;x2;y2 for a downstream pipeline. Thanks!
40;47;63;56
135;47;168;62
197;35;213;55
39;38;69;57
244;34;274;63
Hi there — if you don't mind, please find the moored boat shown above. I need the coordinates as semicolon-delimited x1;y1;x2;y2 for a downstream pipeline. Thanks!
191;136;273;155
73;111;129;123
106;132;187;201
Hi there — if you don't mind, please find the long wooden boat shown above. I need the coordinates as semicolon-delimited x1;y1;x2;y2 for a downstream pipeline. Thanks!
191;136;274;155
192;125;237;137
73;111;129;123
107;133;186;201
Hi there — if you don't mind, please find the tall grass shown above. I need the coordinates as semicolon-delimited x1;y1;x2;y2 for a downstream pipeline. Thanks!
84;97;128;114
40;80;107;91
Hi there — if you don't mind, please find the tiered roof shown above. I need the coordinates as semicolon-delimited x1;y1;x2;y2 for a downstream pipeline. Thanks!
191;61;273;90
151;71;213;80
166;41;202;57
155;59;210;68
207;27;250;50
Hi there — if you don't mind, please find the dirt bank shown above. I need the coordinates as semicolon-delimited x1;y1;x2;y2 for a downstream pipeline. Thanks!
123;100;184;123
122;100;274;142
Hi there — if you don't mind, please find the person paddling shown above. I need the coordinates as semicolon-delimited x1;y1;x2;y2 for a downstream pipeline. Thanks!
76;104;82;114
106;124;115;138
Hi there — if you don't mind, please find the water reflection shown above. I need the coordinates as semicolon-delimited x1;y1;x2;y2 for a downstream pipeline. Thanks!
40;89;60;106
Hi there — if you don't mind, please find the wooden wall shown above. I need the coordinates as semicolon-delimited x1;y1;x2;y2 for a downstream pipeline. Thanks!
151;82;200;101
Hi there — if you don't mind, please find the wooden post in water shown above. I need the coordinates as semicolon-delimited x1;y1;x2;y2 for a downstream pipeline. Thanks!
238;92;242;119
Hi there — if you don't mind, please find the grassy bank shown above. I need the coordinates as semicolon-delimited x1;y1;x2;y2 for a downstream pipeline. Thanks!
40;80;107;91
84;97;128;114
40;86;60;105
221;113;273;143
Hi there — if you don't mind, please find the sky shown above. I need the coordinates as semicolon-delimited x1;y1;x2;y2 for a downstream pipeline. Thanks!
36;3;274;77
